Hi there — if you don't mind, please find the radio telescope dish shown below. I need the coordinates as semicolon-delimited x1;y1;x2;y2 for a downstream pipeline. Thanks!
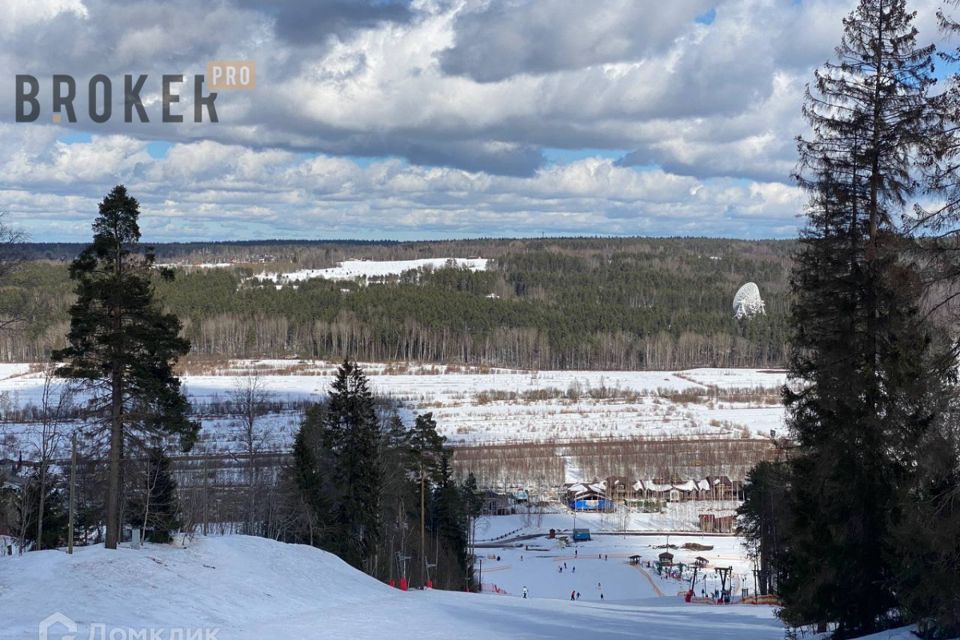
733;282;765;319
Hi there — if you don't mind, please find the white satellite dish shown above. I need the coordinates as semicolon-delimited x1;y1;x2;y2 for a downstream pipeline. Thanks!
733;282;765;319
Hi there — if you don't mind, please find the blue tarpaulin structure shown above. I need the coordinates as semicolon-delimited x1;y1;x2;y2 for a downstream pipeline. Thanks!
569;498;615;512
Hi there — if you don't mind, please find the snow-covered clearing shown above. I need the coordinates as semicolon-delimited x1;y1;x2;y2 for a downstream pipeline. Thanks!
0;535;785;640
253;258;489;285
0;360;786;456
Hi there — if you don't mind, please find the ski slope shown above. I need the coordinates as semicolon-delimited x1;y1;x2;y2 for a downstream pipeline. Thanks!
0;535;785;640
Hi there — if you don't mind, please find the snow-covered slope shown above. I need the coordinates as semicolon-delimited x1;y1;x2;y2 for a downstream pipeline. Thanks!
0;535;786;640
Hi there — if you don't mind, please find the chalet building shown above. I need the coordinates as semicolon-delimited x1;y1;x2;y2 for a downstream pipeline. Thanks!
698;513;737;533
604;476;632;502
633;479;673;501
670;480;699;502
704;476;742;501
634;478;706;502
481;490;513;516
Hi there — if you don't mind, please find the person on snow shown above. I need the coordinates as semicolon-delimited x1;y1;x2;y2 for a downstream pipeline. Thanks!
570;590;576;601
523;586;528;599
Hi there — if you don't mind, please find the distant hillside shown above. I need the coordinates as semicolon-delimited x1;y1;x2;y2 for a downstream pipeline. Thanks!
2;237;794;369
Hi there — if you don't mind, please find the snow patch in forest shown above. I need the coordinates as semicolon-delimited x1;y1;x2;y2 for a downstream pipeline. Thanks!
253;258;489;285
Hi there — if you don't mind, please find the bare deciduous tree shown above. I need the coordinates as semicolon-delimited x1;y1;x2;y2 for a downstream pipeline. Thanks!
230;369;269;534
35;365;73;550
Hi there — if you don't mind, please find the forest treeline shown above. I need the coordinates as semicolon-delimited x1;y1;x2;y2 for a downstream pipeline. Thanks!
2;237;793;369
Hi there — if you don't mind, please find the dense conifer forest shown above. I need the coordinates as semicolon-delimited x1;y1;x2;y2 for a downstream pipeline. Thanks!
2;237;793;369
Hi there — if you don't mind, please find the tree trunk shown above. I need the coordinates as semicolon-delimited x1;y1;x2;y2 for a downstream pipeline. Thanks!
106;370;123;549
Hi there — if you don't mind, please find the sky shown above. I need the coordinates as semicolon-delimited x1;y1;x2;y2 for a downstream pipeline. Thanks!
0;0;951;243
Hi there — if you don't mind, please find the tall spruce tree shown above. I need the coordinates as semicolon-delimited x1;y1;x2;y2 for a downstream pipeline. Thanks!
736;461;790;597
287;405;333;546
323;360;382;571
896;5;960;630
785;1;950;635
408;412;444;587
430;452;470;590
53;185;198;549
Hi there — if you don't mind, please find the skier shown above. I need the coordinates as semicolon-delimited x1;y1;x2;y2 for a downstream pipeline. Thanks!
600;593;604;600
576;592;581;600
572;566;576;573
570;590;576;601
523;586;528;599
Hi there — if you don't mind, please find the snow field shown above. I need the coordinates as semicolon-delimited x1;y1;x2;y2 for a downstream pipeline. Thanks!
0;361;787;455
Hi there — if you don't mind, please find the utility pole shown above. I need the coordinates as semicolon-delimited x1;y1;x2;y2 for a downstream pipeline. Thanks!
202;454;209;536
67;431;77;555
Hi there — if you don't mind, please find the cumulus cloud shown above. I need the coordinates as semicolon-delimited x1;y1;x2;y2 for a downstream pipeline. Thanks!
437;0;715;82
0;133;804;240
0;0;945;240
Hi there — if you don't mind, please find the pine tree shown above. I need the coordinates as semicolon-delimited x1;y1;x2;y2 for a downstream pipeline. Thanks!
52;185;199;549
323;360;382;571
784;1;950;635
